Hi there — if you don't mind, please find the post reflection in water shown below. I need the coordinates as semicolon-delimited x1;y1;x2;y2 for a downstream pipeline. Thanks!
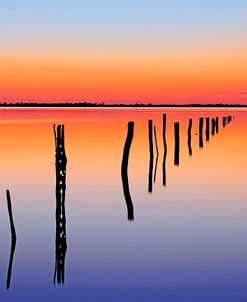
174;122;180;166
187;118;192;156
163;114;167;186
121;121;134;221
6;190;17;290
53;125;67;285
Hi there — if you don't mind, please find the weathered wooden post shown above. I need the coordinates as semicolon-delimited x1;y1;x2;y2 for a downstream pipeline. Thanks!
188;118;192;156
6;190;17;290
206;117;210;141
199;117;204;148
163;114;167;186
121;121;134;220
148;120;154;192
174;122;180;166
53;125;67;285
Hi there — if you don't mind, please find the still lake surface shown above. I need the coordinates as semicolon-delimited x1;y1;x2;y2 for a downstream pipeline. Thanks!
0;108;246;302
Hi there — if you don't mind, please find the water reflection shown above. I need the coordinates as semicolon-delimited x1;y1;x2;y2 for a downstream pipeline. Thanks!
6;190;17;290
53;125;67;285
121;122;134;221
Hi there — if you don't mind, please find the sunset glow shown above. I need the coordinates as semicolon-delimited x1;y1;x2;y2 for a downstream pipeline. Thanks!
1;1;247;104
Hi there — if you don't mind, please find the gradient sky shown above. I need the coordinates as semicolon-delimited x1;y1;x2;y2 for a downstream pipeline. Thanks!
0;0;247;104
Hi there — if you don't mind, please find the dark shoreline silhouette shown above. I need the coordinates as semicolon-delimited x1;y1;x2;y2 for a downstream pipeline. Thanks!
0;102;246;108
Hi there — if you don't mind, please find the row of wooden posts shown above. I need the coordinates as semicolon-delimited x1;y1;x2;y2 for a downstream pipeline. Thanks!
121;114;234;221
2;116;234;288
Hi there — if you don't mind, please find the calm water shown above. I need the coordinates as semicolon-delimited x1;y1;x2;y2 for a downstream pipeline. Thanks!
0;108;246;302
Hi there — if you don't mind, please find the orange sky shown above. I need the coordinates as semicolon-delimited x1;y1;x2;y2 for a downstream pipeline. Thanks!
1;50;247;104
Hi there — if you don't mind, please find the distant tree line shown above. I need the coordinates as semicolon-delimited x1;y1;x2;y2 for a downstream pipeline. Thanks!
0;102;246;107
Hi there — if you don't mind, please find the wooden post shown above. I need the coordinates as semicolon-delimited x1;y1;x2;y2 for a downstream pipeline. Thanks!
148;120;154;192
211;118;216;136
199;117;204;148
188;118;192;156
163;114;167;186
6;190;16;241
53;125;67;285
216;117;219;134
6;190;17;290
206;117;210;141
223;117;226;127
174;122;180;166
121;122;134;220
153;125;159;183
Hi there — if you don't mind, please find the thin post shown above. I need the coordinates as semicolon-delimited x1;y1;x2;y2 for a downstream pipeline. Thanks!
216;117;219;134
121;122;134;220
211;118;216;136
153;125;159;183
6;190;16;241
174;122;180;166
188;118;192;156
223;117;226;127
148;120;154;192
206;117;210;141
163;114;167;186
199;117;204;148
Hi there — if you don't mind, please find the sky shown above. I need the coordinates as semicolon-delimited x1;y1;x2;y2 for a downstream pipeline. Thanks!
0;0;247;104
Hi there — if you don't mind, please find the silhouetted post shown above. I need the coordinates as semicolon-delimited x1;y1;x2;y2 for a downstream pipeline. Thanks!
153;125;159;183
148;120;154;192
206;117;210;141
163;114;167;186
211;118;216;136
6;190;17;290
121;122;134;221
174;122;180;166
199;117;204;148
6;190;16;241
53;125;67;285
216;117;219;133
223;117;226;127
187;118;192;156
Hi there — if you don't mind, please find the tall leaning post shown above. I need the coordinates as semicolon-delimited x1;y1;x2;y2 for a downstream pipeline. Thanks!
121;121;134;220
